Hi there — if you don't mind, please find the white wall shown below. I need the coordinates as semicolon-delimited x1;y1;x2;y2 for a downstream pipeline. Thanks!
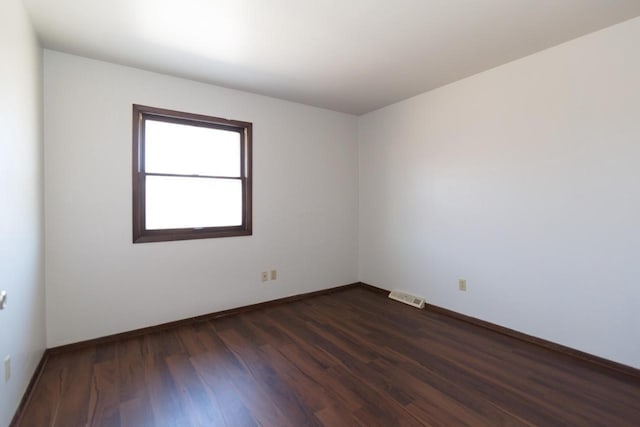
44;51;359;347
0;1;45;425
359;17;640;368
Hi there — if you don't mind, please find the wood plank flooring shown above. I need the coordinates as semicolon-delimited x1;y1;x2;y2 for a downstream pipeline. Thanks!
16;287;640;426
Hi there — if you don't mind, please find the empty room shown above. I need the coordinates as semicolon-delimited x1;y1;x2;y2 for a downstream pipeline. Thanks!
2;0;640;425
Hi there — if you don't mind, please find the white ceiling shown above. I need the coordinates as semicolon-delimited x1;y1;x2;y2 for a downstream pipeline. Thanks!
24;0;640;115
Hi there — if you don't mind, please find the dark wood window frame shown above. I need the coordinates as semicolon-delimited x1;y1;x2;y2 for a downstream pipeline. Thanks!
132;104;252;243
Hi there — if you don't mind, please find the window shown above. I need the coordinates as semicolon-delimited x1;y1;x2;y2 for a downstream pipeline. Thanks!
132;105;252;243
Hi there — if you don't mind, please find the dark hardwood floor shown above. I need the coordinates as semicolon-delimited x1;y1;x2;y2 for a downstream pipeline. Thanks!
16;287;640;426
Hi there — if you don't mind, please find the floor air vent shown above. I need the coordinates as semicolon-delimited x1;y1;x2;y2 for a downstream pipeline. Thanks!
388;291;426;309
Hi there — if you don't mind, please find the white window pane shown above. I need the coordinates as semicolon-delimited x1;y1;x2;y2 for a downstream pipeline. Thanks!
145;120;241;177
146;176;242;229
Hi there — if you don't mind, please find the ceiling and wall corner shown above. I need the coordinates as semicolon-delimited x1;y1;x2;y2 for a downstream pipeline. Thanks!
23;0;640;114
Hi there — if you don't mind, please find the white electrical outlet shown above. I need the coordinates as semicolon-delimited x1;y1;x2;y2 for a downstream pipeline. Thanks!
459;279;467;291
4;355;10;382
261;272;269;282
270;270;277;280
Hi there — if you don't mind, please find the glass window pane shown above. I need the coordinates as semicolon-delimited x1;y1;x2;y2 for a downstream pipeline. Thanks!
145;119;241;177
146;176;242;229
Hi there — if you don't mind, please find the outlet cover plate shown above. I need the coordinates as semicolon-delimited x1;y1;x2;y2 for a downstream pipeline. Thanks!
4;355;10;382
